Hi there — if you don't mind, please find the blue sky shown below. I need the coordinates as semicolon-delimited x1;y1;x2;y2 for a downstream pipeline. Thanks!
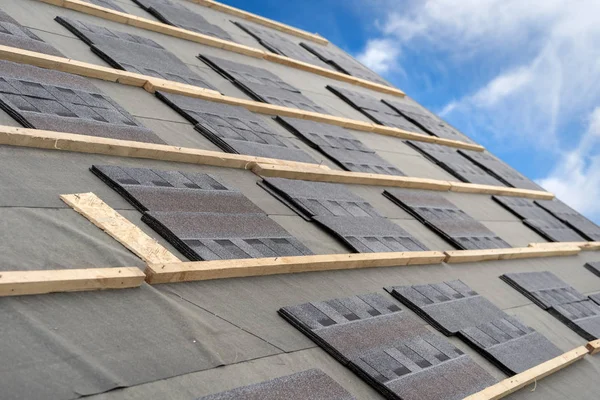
226;0;600;221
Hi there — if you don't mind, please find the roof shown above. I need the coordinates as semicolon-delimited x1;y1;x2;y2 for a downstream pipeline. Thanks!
2;0;600;399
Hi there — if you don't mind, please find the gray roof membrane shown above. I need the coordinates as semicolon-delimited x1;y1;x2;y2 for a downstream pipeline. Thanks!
0;8;63;56
197;369;356;400
85;0;125;12
55;17;218;90
280;293;495;400
155;91;318;163
93;164;313;260
0;60;163;143
275;116;405;175
199;54;330;114
407;142;505;186
386;280;562;375
233;21;332;70
536;199;600;241
132;0;233;41
459;150;543;190
300;42;390;86
327;85;425;132
384;189;511;250
500;271;588;310
382;99;474;144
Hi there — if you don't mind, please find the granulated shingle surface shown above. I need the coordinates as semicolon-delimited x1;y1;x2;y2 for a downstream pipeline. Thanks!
197;369;356;400
0;60;163;143
549;300;600;340
589;292;600;306
300;42;390;86
387;280;562;375
275;116;404;175
523;218;587;243
535;199;600;241
155;91;317;163
585;262;600;278
56;17;217;90
0;9;63;56
85;0;125;12
280;293;495;400
407;142;505;186
132;0;233;41
492;196;558;221
384;189;511;250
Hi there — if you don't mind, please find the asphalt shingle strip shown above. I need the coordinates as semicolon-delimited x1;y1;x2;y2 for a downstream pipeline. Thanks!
585;262;600;278
407;141;505;186
280;293;496;400
93;165;313;260
132;0;233;41
196;369;356;400
384;189;511;250
199;55;329;114
0;8;63;56
155;91;318;163
300;42;390;86
55;17;217;91
548;300;600;341
0;60;164;144
535;199;600;241
276;116;405;175
387;280;563;375
85;0;125;12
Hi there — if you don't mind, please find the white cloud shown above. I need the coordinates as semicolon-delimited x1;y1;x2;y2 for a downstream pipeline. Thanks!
356;38;400;74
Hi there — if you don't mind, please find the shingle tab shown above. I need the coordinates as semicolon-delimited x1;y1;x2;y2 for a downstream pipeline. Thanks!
384;189;511;250
280;293;495;400
85;0;125;12
276;116;405;175
132;0;233;41
524;218;587;243
585;262;600;279
200;55;329;114
0;9;63;56
535;199;600;241
156;92;317;163
549;300;600;341
408;142;505;186
300;42;390;86
387;280;562;375
0;60;163;143
197;369;356;400
56;17;217;90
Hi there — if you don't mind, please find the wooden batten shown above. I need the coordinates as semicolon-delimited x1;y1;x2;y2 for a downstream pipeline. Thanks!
61;193;182;264
145;251;446;284
587;339;600;355
529;241;600;251
0;267;146;297
463;346;589;400
444;246;582;264
448;181;555;200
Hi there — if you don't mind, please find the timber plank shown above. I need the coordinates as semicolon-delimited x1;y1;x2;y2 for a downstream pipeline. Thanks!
444;246;582;264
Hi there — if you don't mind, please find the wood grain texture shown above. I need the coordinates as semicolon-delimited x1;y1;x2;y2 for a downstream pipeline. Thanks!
587;340;600;355
444;246;582;264
529;241;600;251
61;193;182;264
463;346;588;400
0;267;146;297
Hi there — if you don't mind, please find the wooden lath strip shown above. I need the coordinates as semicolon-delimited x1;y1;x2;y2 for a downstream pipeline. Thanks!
251;163;555;200
61;193;182;264
145;251;447;284
587;339;600;355
444;246;581;264
0;267;146;297
529;241;600;251
463;346;589;400
0;44;481;151
188;0;328;45
37;0;405;97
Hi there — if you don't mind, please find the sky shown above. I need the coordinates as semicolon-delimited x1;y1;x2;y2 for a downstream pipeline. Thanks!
225;0;600;222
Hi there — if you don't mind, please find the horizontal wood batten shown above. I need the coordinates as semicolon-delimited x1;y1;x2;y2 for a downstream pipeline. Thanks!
145;251;446;284
251;163;554;200
0;267;146;297
463;346;589;400
587;339;600;355
448;181;554;200
188;0;328;45
529;241;600;251
38;0;406;97
444;246;581;264
61;193;182;264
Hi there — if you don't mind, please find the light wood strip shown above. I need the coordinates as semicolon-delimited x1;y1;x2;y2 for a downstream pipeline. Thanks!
145;251;446;284
529;241;600;251
0;125;326;171
463;346;588;400
587;339;600;355
0;267;146;297
61;193;182;264
188;0;328;45
448;181;554;200
37;0;406;98
444;246;582;264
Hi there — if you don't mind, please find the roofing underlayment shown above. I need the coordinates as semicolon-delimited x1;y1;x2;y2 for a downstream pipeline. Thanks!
1;1;600;399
